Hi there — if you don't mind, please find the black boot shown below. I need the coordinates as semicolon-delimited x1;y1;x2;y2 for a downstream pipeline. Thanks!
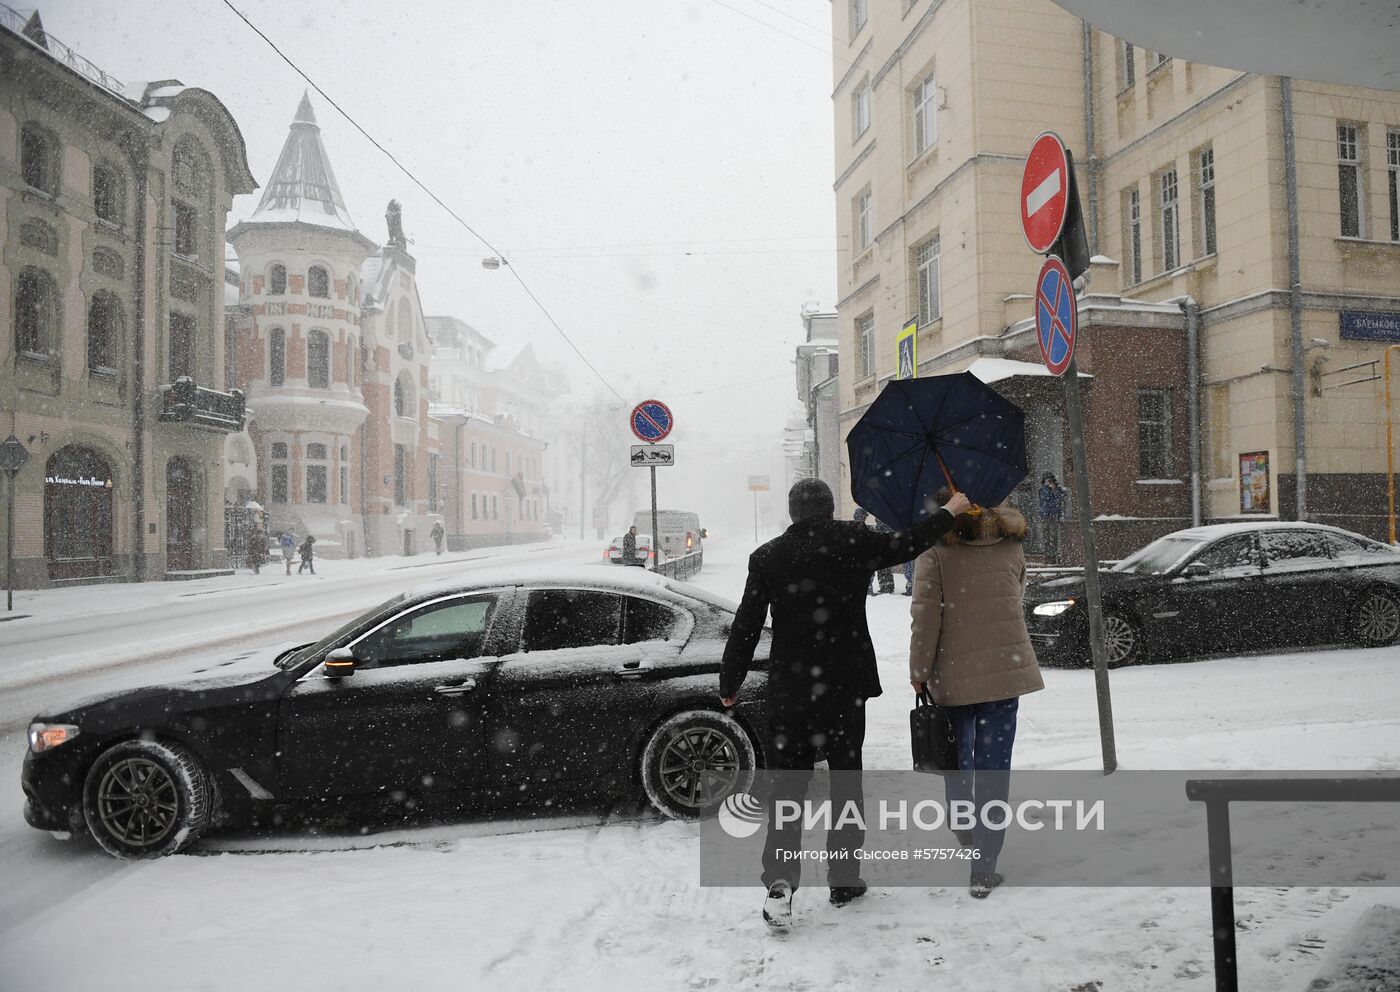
763;881;793;929
829;880;868;907
969;871;1004;899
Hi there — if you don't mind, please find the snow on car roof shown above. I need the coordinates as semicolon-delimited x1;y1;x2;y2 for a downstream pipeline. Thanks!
400;564;738;611
1165;520;1384;542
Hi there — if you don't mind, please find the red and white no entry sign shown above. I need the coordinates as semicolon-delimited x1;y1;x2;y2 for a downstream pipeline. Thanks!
1020;131;1071;255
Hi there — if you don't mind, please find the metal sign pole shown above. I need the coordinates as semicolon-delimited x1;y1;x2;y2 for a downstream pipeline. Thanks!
5;470;14;612
649;465;660;572
1063;353;1117;773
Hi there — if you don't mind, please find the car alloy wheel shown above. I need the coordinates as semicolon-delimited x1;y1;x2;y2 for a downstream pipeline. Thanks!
82;739;212;859
1102;613;1140;668
1354;589;1400;647
641;710;756;820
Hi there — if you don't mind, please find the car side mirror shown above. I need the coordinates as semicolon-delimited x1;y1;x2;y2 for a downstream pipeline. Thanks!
323;646;356;678
700;528;708;539
1182;562;1210;579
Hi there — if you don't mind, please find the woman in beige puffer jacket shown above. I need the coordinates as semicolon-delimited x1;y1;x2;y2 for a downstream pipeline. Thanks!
908;500;1043;899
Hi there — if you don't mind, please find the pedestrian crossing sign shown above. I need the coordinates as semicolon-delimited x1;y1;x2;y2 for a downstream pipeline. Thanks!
896;319;918;380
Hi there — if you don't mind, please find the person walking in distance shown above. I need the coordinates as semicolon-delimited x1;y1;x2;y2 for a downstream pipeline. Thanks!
247;526;268;575
622;525;645;567
431;520;446;556
1037;473;1065;564
279;529;296;576
909;496;1044;899
297;533;316;575
720;479;970;929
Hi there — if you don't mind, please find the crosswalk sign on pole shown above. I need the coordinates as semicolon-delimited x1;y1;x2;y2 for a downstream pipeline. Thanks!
896;319;918;380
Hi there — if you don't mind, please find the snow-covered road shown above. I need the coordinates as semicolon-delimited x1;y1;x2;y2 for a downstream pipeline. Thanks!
1;536;1397;991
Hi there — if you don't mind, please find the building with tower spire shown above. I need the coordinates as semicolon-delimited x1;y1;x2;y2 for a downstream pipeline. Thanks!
225;93;441;558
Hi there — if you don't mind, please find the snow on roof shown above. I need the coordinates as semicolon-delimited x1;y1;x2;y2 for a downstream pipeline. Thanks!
1162;520;1397;543
967;357;1093;383
142;106;171;124
246;93;359;235
396;563;739;612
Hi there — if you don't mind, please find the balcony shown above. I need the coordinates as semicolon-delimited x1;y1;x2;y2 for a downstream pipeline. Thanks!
158;377;246;433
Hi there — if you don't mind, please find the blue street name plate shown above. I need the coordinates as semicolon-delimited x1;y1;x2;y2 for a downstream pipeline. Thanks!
1339;310;1400;343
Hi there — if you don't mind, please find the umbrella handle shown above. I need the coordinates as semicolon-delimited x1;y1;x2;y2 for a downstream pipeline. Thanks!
933;450;982;517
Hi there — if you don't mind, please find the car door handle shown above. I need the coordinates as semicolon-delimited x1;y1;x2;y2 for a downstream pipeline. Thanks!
434;677;478;696
616;662;651;679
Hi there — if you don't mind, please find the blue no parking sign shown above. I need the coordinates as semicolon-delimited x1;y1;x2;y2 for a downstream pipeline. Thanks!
630;400;673;443
1035;255;1076;377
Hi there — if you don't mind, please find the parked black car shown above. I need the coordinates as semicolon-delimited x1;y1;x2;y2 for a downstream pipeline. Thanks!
1025;522;1400;667
23;570;769;859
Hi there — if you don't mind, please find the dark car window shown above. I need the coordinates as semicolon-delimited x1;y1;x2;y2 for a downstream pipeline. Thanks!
1323;532;1396;558
624;597;685;644
353;595;496;669
522;589;623;652
1190;535;1260;574
1260;530;1331;568
281;592;409;668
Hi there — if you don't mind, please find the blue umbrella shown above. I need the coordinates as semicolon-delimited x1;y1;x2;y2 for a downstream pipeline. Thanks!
847;373;1028;530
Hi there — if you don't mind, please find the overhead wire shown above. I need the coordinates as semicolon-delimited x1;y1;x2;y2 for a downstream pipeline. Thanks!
220;0;629;405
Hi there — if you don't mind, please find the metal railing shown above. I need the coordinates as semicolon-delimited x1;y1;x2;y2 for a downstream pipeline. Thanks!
654;551;703;582
158;378;247;433
0;3;126;97
1184;776;1400;992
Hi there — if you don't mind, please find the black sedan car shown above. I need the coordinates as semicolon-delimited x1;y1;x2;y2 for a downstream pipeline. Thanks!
1025;522;1400;667
23;569;769;859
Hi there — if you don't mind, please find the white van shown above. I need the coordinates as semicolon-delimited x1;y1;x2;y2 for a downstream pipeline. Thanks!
633;510;706;567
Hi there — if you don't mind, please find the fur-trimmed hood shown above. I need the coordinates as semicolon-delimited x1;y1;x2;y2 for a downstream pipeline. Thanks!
942;505;1029;545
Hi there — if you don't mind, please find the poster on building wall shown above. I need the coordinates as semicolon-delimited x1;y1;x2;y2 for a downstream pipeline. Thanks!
896;319;918;380
1239;451;1270;513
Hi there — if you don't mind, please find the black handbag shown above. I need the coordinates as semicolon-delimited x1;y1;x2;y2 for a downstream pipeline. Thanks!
910;689;959;774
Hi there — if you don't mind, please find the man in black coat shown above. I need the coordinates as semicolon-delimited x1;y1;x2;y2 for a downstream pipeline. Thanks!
719;478;968;928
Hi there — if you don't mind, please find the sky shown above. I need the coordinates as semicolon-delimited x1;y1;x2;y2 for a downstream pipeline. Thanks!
37;0;841;533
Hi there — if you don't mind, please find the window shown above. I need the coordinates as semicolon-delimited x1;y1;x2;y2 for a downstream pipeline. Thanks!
913;74;937;154
849;0;867;37
169;313;195;380
306;443;328;460
914;236;940;325
470;442;477;468
472;493;479;520
1198;148;1217;256
271;464;289;503
271;441;288;459
1119;40;1135;89
624;597;684;644
1151;51;1171;70
394;372;414;416
224;315;238;390
20;125;57;195
855;311;875;378
20;218;58;256
1387;130;1399;242
394;444;407;506
1338;123;1364;238
308;265;330;298
1191;535;1259;575
93;163;123;224
340;465;349;505
492;495;499;520
268;327;286;386
1137;388;1173;478
1124;187;1143;285
87;293;121;372
852;81;871;140
15;267;59;355
173;141;206;195
269;263;286;295
173;202;197;258
397;298;411;339
855;188;873;252
1259;530;1331;569
428;453;439;513
1159;168;1179;272
491;447;498;473
307;330;330;388
353;595;497;668
306;465;327;504
522;589;622;652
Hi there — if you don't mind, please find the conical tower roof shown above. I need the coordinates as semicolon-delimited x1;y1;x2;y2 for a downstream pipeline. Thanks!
247;92;358;234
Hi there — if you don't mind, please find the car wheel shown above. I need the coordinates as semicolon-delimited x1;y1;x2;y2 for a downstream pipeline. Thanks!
1101;613;1143;668
82;739;212;859
1352;588;1400;647
640;710;756;820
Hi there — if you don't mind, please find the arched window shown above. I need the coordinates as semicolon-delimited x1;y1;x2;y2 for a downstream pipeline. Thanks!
21;125;58;195
308;265;330;298
397;298;412;338
307;330;330;388
15;266;60;356
87;292;123;373
93;162;125;224
171;139;210;260
269;263;286;295
385;302;396;339
268;327;286;386
394;370;415;417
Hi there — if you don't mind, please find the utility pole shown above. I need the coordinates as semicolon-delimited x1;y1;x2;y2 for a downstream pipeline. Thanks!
579;428;586;541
